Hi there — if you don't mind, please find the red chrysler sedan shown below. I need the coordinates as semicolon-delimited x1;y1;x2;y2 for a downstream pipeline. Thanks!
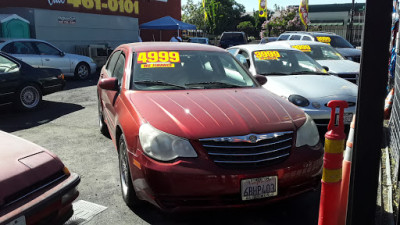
97;42;323;211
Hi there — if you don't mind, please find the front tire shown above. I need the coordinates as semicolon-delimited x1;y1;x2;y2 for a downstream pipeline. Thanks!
118;134;141;207
74;62;90;80
16;84;42;110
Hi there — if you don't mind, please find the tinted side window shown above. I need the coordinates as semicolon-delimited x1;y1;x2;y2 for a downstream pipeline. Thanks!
106;51;121;75
2;43;15;54
302;36;312;41
9;42;36;54
35;42;61;55
278;34;290;40
289;35;301;40
113;53;125;85
0;55;19;73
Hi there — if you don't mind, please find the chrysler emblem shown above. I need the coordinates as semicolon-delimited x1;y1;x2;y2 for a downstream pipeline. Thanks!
249;135;257;143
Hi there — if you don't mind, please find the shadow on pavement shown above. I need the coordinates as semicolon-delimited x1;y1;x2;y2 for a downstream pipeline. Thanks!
63;71;100;91
0;100;84;132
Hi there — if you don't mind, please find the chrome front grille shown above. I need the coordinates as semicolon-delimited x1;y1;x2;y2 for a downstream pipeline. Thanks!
200;131;293;169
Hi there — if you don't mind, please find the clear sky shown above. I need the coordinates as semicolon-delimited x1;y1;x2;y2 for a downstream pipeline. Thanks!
181;0;366;12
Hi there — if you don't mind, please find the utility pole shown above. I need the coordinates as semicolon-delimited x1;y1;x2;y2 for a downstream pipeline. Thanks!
348;0;355;44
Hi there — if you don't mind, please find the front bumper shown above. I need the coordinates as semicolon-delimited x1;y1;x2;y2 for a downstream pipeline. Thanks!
0;173;80;225
302;106;356;126
129;144;323;212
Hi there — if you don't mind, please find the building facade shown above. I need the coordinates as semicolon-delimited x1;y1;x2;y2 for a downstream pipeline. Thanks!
0;0;181;53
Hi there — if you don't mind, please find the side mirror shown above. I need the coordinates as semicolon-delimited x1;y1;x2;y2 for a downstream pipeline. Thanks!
322;66;329;72
60;51;65;57
99;77;119;91
255;74;267;85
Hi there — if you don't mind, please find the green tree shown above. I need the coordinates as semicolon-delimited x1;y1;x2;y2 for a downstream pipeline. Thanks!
203;0;245;35
237;21;255;36
182;0;206;31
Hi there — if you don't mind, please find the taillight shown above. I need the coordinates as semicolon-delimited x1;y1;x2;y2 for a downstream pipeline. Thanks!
58;74;65;80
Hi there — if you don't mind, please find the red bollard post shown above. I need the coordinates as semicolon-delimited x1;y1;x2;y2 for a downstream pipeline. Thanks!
338;115;356;225
318;100;348;225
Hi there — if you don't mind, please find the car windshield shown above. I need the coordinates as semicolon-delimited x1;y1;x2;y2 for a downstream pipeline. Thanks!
290;44;345;60
132;50;256;90
190;38;207;44
316;35;354;48
221;33;244;42
252;49;328;76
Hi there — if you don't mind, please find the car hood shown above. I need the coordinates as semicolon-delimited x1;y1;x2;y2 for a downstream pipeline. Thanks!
264;75;358;99
335;48;361;57
127;88;306;139
316;60;360;74
0;131;64;207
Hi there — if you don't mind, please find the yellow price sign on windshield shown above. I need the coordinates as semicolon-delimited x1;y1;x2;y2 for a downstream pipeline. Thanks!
137;51;180;64
316;36;331;44
254;51;281;60
291;45;312;52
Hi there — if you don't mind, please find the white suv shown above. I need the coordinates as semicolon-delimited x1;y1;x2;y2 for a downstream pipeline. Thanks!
276;31;361;63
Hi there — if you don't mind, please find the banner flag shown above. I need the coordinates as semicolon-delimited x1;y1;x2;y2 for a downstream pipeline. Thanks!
259;0;267;17
299;0;310;27
203;0;208;19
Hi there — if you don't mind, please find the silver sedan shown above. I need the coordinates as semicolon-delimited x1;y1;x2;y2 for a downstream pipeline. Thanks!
0;38;97;80
228;44;358;127
265;40;360;84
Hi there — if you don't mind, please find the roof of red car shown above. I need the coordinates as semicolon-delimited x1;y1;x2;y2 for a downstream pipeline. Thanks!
120;42;226;52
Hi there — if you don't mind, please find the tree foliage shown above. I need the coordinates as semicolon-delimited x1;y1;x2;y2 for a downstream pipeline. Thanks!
237;21;255;36
260;6;304;38
203;0;245;35
182;0;206;31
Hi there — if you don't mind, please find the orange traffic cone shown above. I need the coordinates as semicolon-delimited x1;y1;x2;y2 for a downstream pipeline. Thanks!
338;115;356;225
384;88;394;120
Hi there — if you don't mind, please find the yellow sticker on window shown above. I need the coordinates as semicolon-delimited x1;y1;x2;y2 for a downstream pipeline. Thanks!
137;51;180;64
141;63;176;69
316;36;332;44
254;51;281;60
291;45;312;52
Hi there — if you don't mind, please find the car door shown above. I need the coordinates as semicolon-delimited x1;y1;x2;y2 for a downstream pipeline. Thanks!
100;50;123;136
1;41;43;67
0;55;21;106
33;41;71;74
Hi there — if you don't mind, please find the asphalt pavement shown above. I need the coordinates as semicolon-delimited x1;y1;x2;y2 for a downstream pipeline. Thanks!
0;75;321;225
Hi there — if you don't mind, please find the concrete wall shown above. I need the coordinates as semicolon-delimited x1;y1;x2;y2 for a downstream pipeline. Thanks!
34;9;139;53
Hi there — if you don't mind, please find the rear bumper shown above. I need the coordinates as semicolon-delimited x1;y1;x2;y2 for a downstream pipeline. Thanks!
0;173;80;225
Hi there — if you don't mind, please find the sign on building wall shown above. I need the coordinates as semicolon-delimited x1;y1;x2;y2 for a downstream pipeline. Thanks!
0;0;139;17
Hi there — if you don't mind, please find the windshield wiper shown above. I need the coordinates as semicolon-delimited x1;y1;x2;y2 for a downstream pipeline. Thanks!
185;81;243;88
133;80;186;89
258;72;289;75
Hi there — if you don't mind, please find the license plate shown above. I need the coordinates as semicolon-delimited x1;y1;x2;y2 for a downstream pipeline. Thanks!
335;113;353;125
241;176;278;200
6;216;26;225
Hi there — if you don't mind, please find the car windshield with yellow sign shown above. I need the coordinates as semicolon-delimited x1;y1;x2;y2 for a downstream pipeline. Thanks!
252;49;328;76
315;36;354;48
132;51;256;90
290;44;345;61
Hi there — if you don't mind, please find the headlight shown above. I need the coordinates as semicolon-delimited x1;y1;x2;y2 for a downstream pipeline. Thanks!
139;123;197;161
296;114;320;147
288;95;310;107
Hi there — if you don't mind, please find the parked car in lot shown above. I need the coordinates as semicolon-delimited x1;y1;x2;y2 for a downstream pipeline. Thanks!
228;44;358;127
266;40;360;84
218;31;248;48
260;37;278;44
97;42;323;211
0;51;65;110
0;38;97;80
0;131;80;225
276;31;361;63
188;37;209;44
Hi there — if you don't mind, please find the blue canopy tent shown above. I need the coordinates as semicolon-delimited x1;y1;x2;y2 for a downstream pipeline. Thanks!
139;16;196;41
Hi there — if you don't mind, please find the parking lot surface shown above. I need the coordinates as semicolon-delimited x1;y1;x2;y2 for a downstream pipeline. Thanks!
0;77;321;225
